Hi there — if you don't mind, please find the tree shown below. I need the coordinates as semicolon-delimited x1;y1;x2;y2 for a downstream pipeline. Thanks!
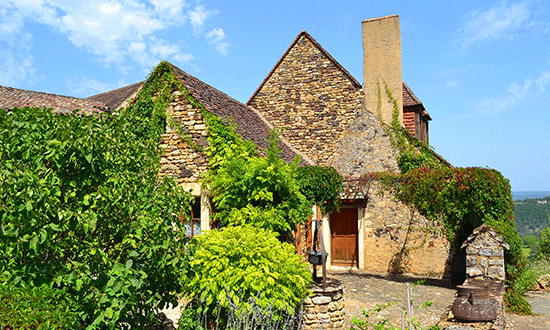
0;106;193;329
205;128;312;239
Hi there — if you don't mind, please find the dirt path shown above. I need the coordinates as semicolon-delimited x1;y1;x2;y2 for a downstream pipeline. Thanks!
506;292;550;330
327;269;456;329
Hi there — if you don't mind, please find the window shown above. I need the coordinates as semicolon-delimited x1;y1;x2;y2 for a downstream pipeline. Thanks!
182;196;201;238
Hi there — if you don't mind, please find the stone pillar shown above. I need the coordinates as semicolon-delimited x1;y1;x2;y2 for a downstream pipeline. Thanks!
303;280;345;329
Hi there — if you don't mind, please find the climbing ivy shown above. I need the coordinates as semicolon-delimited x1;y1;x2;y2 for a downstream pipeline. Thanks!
366;82;530;314
380;82;449;173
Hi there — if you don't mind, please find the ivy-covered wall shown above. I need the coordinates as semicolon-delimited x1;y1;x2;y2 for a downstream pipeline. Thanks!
159;90;209;191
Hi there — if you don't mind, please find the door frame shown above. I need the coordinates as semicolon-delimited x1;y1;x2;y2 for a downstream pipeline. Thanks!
321;204;365;269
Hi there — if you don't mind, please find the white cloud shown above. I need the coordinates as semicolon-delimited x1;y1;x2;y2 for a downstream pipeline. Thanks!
206;28;225;43
188;5;212;32
460;1;531;51
206;28;230;55
173;53;194;63
68;77;113;97
475;69;550;115
0;32;36;86
0;0;230;81
536;71;550;94
445;80;460;89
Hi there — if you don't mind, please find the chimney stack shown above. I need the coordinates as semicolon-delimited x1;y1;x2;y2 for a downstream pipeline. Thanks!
362;15;403;126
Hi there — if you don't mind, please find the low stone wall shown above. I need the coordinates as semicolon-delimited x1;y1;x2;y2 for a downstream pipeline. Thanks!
303;280;345;329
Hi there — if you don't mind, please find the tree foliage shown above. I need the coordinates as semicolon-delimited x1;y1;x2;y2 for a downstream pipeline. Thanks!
203;127;312;237
513;196;550;237
296;166;343;214
0;63;194;329
184;225;311;317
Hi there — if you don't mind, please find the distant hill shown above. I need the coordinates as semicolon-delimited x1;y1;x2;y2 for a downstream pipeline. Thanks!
513;194;550;237
512;191;550;200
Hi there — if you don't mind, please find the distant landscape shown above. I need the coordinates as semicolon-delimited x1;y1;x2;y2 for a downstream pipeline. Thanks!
512;191;550;200
513;191;550;238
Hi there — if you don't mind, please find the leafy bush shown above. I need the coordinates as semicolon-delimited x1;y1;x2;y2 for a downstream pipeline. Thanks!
539;222;550;257
0;86;193;328
204;128;311;237
183;225;312;320
296;166;343;214
0;283;82;329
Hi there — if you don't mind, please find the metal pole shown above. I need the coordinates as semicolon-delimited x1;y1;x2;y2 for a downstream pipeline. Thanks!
406;283;412;329
317;219;327;288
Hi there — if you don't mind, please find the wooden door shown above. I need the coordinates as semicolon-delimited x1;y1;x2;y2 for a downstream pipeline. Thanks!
330;208;358;266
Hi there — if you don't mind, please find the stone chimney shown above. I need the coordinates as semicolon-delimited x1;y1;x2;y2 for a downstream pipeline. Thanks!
362;15;403;126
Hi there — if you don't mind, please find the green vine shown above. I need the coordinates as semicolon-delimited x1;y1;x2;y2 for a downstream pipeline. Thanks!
352;82;530;313
379;81;449;173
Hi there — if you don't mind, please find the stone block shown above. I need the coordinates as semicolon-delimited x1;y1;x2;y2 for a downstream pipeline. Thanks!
312;295;331;305
479;257;488;269
479;248;492;257
328;301;339;312
465;246;478;255
489;258;504;266
466;256;477;266
466;266;483;277
488;266;505;281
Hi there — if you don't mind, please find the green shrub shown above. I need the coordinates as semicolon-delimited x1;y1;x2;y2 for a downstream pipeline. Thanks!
296;166;343;214
539;224;550;257
204;128;312;238
0;283;82;329
0;60;194;330
183;225;312;319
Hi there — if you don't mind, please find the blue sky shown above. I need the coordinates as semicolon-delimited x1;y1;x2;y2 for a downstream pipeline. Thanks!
1;0;549;191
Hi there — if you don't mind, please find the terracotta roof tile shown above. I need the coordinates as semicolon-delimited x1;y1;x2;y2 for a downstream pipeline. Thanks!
402;82;431;120
170;64;313;166
402;82;422;107
85;82;142;111
0;85;108;115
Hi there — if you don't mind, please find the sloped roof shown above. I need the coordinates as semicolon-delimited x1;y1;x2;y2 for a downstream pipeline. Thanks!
170;64;313;166
0;85;108;115
85;82;142;111
247;30;361;105
402;82;431;120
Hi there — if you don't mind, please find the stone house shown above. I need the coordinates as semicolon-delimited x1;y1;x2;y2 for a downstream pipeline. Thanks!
0;15;450;277
247;15;449;276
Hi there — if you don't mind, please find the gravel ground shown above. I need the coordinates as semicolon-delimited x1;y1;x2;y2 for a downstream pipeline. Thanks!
506;292;550;330
327;269;456;329
160;270;550;330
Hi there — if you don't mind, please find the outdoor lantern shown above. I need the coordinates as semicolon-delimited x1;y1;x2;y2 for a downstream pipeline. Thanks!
308;250;326;265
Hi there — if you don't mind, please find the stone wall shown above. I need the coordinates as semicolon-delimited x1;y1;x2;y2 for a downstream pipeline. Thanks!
248;33;364;167
303;281;345;329
159;90;209;193
362;185;451;277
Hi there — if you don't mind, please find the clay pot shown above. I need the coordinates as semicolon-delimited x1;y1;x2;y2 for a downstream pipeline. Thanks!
451;285;497;322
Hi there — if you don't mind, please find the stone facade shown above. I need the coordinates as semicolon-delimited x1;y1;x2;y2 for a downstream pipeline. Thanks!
159;90;209;193
303;280;345;329
461;224;509;281
248;32;364;167
250;29;450;277
361;185;450;277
